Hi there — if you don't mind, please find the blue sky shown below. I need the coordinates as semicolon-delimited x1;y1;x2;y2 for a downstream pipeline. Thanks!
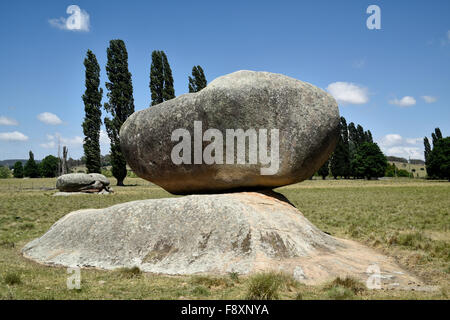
0;0;449;160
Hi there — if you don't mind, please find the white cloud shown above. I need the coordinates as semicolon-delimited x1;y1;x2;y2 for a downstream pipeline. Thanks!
389;96;416;107
380;134;403;147
383;146;423;160
100;130;110;145
49;5;90;32
0;131;28;141
40;133;83;149
326;82;369;105
422;95;437;103
378;134;424;160
0;116;18;126
37;112;63;125
405;137;422;145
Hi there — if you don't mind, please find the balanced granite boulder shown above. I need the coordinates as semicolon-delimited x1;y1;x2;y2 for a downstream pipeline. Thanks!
56;173;111;193
120;70;340;194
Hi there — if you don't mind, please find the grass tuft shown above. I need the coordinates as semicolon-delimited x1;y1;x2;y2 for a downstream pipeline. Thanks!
326;276;366;294
115;266;142;279
245;272;284;300
3;272;22;285
326;286;355;300
191;285;210;296
190;275;233;288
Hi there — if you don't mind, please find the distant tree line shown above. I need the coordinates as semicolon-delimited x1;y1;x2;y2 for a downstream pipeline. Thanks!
3;151;60;178
317;117;387;180
0;152;113;179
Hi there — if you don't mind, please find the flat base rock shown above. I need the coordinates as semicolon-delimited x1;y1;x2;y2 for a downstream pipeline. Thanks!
22;192;426;290
53;190;112;196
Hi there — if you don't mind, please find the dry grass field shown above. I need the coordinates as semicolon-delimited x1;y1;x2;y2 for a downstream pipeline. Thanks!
0;177;448;300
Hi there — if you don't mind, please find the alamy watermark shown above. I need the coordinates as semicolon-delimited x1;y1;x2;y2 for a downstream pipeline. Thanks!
366;264;381;289
366;5;381;30
67;267;81;290
170;121;280;175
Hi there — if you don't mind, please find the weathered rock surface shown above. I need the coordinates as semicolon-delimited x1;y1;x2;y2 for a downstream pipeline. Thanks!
56;173;111;193
120;70;340;194
22;192;423;289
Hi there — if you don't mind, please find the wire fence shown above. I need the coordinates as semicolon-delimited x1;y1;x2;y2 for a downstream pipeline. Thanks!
0;178;155;192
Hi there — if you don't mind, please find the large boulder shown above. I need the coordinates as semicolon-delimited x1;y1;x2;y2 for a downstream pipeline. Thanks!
56;173;110;193
22;191;423;289
120;70;340;194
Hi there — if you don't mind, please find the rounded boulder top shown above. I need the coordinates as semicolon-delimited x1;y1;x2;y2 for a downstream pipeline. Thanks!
120;70;340;194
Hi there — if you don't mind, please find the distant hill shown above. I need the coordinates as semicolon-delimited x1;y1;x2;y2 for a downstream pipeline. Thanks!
0;159;42;168
0;159;27;168
386;156;408;163
409;159;425;165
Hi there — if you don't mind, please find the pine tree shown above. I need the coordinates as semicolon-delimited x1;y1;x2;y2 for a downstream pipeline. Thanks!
424;137;431;163
348;122;358;149
24;151;40;178
13;161;23;178
356;124;365;146
161;51;175;101
150;51;164;106
188;65;207;93
82;50;103;174
150;50;175;106
318;158;330;180
104;40;135;186
330;117;351;179
366;130;373;143
425;128;447;179
427;137;450;180
431;127;443;146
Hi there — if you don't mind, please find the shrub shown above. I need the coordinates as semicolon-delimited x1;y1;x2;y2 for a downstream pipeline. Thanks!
115;266;142;278
326;286;354;300
228;271;240;283
245;272;283;300
190;275;232;288
327;276;366;294
397;169;410;177
3;272;21;285
191;285;210;296
101;169;113;177
0;166;11;179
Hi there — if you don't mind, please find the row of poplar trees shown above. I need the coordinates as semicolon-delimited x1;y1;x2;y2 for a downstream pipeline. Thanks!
82;40;207;185
317;117;387;179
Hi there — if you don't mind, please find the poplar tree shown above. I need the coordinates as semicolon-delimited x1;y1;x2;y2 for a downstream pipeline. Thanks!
104;40;135;186
150;50;175;106
318;158;330;180
82;50;103;173
330;117;351;178
424;137;431;163
188;65;207;92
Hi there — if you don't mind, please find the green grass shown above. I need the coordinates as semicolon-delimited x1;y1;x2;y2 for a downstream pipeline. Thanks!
0;177;448;299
